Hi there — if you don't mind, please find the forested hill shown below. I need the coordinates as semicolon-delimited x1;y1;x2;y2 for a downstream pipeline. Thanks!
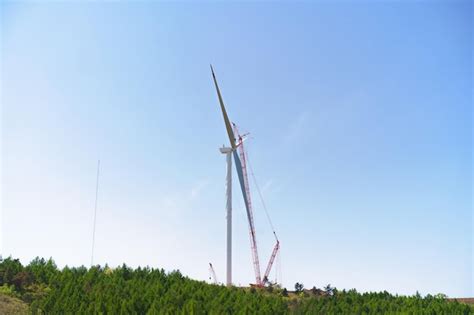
0;257;472;314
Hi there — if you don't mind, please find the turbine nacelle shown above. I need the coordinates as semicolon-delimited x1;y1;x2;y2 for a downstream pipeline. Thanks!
219;146;233;154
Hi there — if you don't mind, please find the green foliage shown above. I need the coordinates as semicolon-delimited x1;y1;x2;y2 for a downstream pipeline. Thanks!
294;282;304;293
0;257;472;314
0;284;19;298
0;258;23;286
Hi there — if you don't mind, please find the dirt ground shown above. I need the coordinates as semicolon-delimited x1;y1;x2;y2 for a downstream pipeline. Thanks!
450;298;474;305
0;293;29;315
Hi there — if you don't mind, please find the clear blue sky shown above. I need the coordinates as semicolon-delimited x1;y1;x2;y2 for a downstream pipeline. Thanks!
1;1;472;297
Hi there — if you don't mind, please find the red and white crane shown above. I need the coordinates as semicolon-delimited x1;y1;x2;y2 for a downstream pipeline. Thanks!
234;124;262;285
209;263;219;285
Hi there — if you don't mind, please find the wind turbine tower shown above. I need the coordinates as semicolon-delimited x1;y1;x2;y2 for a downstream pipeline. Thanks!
220;146;232;286
211;64;236;287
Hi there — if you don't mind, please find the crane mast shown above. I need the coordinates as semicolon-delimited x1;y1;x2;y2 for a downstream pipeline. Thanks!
209;263;218;284
234;124;262;286
263;238;280;284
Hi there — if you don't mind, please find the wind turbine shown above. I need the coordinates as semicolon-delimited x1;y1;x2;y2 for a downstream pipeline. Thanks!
211;65;279;287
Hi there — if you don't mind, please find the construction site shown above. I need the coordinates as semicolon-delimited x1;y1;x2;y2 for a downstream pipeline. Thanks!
1;2;472;313
208;66;281;288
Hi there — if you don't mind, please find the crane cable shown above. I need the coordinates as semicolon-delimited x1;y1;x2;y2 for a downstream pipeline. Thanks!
246;151;278;242
276;246;282;284
246;148;282;285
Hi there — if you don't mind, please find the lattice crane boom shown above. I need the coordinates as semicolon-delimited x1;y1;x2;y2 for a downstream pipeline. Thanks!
209;263;218;284
234;124;262;286
263;239;280;284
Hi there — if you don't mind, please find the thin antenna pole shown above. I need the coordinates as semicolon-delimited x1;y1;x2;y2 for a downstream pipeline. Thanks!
91;160;100;266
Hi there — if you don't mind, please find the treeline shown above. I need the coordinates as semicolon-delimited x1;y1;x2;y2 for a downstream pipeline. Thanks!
0;257;472;314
